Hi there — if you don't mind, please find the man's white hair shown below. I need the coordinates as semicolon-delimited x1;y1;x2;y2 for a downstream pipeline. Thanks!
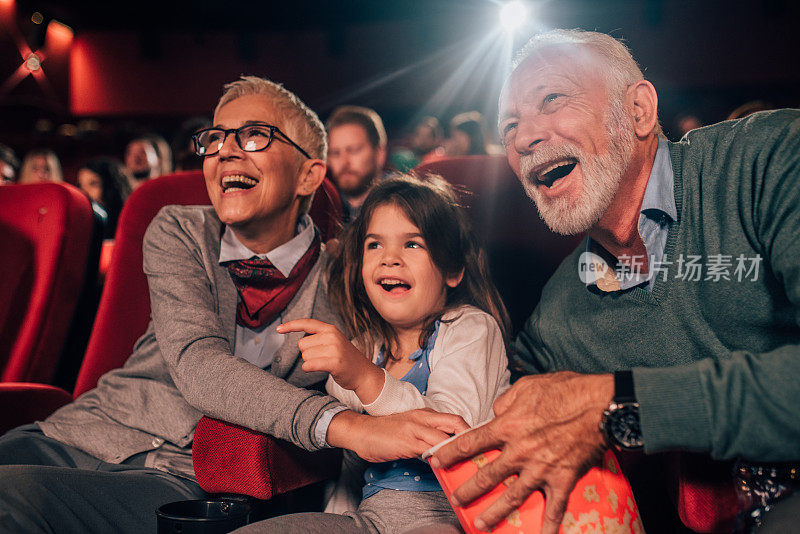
215;75;327;161
512;29;661;134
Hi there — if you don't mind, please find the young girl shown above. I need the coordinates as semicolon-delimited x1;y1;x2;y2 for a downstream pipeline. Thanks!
250;173;511;533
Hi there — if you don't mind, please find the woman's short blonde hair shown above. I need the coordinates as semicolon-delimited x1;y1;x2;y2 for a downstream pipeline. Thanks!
18;149;63;184
215;76;326;161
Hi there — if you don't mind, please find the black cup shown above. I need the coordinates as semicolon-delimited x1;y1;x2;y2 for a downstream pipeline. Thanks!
156;499;251;534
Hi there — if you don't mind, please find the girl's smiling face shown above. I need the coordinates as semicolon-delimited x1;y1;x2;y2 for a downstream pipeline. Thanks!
361;202;461;336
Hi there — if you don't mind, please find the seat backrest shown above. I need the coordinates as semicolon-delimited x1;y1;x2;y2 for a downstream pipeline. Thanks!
0;183;95;383
73;171;342;397
415;155;583;334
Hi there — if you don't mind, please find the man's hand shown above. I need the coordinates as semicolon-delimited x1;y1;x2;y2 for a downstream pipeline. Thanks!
278;318;385;403
429;371;614;534
327;409;469;463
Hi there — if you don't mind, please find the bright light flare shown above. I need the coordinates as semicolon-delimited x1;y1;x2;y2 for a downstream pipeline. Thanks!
25;53;41;71
499;1;529;33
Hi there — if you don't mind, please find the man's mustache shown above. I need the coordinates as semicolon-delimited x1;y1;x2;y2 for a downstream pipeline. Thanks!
519;144;583;181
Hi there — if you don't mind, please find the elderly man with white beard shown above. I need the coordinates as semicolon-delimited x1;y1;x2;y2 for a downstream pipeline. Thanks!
430;29;800;533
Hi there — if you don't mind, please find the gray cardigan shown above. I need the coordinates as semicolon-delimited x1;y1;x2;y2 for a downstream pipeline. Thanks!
513;110;800;461
40;205;344;471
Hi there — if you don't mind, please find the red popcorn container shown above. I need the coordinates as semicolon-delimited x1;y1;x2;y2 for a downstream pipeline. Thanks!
424;435;642;534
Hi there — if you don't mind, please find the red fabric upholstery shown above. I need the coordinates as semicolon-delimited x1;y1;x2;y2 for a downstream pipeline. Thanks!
0;183;94;383
72;172;213;396
97;239;114;283
415;155;583;333
670;453;739;533
0;382;72;435
193;417;340;500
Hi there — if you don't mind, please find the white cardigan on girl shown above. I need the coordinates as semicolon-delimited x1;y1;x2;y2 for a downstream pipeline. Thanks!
326;304;511;429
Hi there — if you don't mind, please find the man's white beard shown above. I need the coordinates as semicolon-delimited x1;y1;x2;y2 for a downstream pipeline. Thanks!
518;99;636;235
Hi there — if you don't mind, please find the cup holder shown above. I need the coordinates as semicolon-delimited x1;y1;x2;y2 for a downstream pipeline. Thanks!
156;499;251;533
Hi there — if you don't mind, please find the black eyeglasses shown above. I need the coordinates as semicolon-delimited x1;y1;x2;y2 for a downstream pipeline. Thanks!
192;123;311;159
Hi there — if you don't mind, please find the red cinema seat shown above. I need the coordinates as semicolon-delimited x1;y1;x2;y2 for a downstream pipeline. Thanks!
0;182;95;384
0;172;343;502
416;155;583;333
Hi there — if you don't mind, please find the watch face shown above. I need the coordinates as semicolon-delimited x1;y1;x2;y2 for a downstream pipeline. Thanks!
607;403;643;450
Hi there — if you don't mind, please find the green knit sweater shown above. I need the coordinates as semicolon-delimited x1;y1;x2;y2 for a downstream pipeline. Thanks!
513;109;800;462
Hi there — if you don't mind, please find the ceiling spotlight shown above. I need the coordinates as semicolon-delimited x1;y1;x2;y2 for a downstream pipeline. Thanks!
499;1;529;33
31;11;44;24
25;53;41;72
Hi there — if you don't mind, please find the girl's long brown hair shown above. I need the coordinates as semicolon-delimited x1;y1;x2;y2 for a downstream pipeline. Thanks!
328;173;510;361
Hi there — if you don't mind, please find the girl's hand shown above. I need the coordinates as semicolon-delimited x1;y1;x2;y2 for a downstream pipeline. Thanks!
327;409;470;463
277;319;385;403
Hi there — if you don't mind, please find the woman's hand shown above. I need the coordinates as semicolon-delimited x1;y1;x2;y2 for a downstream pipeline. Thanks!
278;318;385;403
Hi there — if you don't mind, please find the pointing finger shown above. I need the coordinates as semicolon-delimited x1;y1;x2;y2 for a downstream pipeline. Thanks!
277;318;333;335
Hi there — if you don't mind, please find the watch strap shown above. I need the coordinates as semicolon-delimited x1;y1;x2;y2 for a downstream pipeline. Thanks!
613;370;636;404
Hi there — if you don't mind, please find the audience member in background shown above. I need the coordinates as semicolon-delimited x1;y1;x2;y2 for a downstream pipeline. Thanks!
674;113;703;138
124;136;162;189
727;100;776;121
145;133;173;175
326;105;387;221
386;145;418;174
17;148;63;184
410;116;445;165
77;157;133;239
446;111;488;157
0;143;19;184
172;116;212;171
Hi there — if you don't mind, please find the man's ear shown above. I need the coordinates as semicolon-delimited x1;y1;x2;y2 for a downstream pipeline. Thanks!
296;158;327;197
446;268;465;288
626;80;659;138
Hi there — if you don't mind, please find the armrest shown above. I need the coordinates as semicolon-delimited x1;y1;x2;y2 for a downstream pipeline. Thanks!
0;382;72;435
192;416;341;500
669;452;739;533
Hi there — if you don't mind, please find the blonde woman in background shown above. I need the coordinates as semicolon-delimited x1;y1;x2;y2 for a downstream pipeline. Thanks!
18;149;63;184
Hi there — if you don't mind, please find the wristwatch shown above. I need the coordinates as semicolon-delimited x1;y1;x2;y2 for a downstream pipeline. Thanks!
601;370;643;450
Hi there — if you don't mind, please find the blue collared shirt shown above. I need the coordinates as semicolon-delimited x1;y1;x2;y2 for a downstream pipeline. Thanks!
584;138;677;291
218;214;315;368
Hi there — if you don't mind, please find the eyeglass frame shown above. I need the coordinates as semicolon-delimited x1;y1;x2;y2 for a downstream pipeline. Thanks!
192;122;311;159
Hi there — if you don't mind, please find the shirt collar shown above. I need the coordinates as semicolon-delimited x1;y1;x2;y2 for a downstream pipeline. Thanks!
583;138;676;289
639;137;677;221
218;214;315;277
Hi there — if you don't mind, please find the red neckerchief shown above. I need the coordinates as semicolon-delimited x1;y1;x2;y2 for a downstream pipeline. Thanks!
223;234;320;328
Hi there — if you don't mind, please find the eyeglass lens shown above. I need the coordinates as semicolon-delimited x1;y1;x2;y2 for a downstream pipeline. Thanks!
196;125;274;155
